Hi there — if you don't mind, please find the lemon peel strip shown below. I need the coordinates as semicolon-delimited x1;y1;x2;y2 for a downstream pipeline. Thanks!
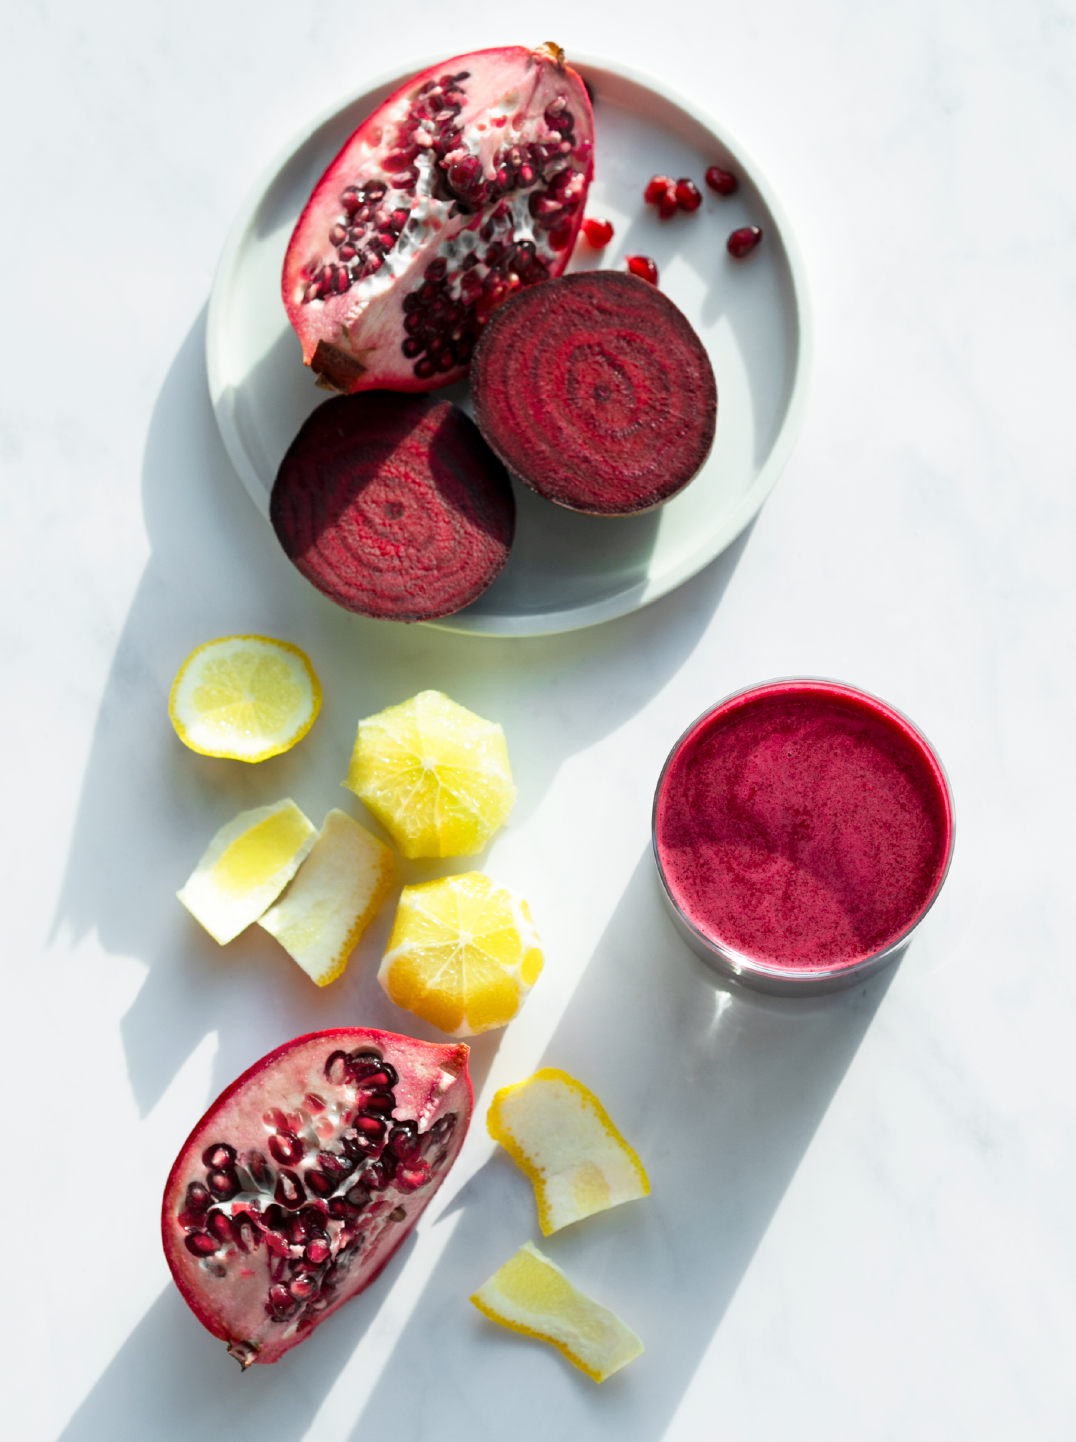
487;1069;650;1235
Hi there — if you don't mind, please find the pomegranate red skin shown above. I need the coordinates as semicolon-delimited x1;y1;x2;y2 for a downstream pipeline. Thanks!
282;45;595;395
162;1029;472;1367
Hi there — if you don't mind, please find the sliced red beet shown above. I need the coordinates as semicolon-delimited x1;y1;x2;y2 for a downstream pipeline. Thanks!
270;393;515;621
470;270;717;515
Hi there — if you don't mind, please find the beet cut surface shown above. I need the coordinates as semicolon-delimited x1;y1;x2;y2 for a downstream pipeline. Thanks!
271;393;515;621
470;270;717;515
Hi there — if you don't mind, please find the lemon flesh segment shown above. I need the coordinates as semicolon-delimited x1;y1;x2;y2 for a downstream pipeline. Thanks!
379;872;543;1037
170;635;322;762
487;1069;650;1235
259;809;395;986
345;689;516;859
177;800;317;944
471;1242;643;1383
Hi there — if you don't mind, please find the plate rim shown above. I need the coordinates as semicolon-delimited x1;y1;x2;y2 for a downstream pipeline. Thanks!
205;52;813;639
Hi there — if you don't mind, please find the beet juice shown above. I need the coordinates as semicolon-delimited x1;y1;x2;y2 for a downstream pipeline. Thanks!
652;681;953;994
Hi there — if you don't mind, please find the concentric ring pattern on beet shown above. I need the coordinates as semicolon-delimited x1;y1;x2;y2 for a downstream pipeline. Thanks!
270;393;516;621
470;270;718;515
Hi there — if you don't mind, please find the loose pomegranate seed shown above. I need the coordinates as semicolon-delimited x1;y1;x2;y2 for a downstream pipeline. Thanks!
625;254;659;285
675;179;702;212
727;225;763;259
644;174;674;204
705;165;738;196
581;217;614;247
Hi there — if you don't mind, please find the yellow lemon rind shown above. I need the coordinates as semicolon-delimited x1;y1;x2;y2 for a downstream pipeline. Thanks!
169;635;322;763
469;1242;643;1383
469;1293;607;1384
487;1068;650;1236
177;799;318;945
259;810;395;986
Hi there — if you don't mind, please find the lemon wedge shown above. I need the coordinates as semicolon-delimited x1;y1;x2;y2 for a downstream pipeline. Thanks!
178;800;317;944
488;1070;650;1234
170;635;321;762
259;809;395;986
471;1242;643;1382
345;690;515;858
379;872;543;1036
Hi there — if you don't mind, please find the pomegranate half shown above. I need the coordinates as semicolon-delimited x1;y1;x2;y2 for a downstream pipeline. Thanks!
282;44;594;393
162;1029;472;1367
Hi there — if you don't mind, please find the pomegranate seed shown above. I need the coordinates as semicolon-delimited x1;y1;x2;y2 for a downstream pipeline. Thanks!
675;179;702;212
274;1169;307;1209
268;1284;297;1315
644;174;675;206
727;225;763;258
324;1052;348;1084
202;1143;236;1169
581;217;614;247
354;1113;387;1138
304;1168;334;1198
247;1151;273;1189
626;254;659;285
396;1161;432;1192
184;1231;220;1257
389;1206;408;1222
362;1090;395;1115
207;1167;240;1200
658;192;678;220
705;164;738;196
388;1122;421;1160
268;1132;304;1166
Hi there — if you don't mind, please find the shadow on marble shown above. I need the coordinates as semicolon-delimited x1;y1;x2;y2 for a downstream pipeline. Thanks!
56;1233;418;1442
49;305;753;1118
336;850;899;1442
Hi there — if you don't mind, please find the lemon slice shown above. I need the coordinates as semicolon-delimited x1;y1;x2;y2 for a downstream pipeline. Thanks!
170;635;321;762
487;1069;650;1235
345;690;515;858
259;809;395;986
178;800;317;944
379;872;543;1036
471;1242;643;1383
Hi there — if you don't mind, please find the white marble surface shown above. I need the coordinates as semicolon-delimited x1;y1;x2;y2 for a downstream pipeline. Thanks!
3;3;1075;1438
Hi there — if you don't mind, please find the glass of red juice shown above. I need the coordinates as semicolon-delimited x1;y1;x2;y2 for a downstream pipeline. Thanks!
652;680;954;995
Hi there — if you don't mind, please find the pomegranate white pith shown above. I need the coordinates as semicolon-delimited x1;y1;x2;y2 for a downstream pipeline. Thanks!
281;44;594;393
162;1029;472;1367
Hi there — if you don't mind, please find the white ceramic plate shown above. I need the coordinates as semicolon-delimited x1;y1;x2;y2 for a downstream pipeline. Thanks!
206;56;811;637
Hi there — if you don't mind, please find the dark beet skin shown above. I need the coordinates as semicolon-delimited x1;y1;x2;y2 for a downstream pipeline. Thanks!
470;271;717;515
270;393;515;621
